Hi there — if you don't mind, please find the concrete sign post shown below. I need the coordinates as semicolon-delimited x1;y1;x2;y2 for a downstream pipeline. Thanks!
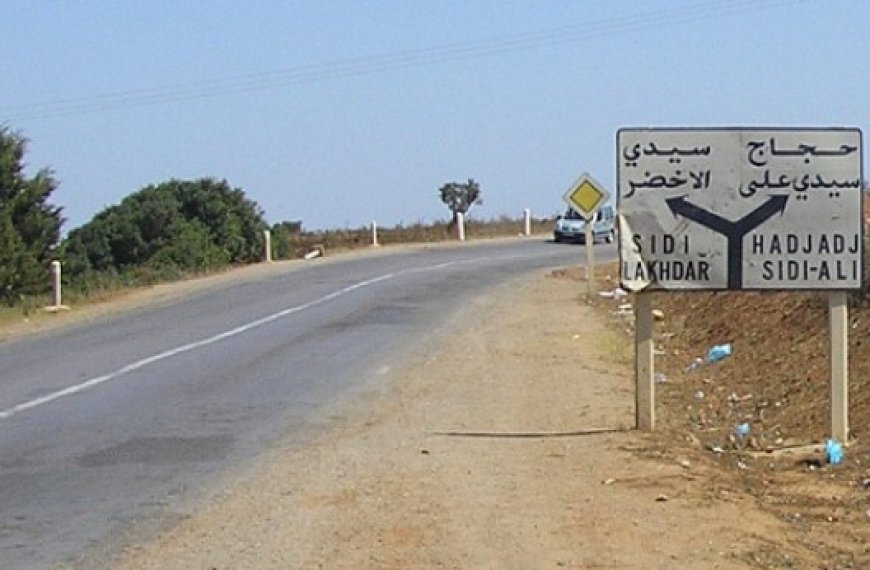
830;291;849;442
563;173;611;296
635;292;655;430
618;127;863;435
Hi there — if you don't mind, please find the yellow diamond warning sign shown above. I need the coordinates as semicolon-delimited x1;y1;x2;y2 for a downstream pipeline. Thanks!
563;173;610;220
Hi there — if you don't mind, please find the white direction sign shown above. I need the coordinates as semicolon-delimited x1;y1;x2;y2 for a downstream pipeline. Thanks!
618;128;863;291
563;173;610;220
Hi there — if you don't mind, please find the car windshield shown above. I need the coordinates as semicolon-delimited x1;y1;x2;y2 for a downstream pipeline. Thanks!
563;209;584;220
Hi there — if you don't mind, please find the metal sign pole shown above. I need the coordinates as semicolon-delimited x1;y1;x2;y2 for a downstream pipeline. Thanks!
584;223;595;296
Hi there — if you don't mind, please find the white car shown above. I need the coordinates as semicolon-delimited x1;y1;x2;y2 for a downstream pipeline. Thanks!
553;205;615;244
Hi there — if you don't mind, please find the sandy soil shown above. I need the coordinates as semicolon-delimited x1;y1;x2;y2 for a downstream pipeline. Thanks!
63;266;809;570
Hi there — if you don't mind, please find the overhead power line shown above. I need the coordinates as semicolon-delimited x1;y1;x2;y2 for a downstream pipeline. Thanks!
1;0;807;121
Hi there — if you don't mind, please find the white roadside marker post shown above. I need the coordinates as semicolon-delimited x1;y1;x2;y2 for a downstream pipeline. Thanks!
52;260;62;307
263;229;272;263
372;220;380;247
45;260;69;313
457;212;466;242
523;208;531;237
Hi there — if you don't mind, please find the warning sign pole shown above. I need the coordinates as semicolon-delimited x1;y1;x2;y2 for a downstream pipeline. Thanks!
584;223;595;296
562;173;609;298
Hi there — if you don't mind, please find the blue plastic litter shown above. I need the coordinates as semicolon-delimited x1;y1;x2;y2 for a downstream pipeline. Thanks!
706;343;732;363
735;422;750;437
825;439;844;465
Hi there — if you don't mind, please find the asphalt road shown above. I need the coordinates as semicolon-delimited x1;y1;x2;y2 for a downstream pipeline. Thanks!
0;238;616;568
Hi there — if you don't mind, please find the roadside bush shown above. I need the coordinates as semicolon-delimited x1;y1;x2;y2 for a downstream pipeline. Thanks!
62;178;267;276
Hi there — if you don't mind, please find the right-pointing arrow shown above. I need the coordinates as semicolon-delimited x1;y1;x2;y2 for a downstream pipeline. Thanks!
733;194;789;236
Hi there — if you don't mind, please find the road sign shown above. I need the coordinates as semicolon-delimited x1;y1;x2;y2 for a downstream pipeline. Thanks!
563;173;610;220
618;127;863;291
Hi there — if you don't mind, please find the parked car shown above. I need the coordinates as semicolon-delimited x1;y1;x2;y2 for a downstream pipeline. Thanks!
553;205;615;244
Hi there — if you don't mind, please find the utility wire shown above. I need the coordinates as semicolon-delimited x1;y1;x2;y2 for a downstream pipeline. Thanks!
1;0;807;121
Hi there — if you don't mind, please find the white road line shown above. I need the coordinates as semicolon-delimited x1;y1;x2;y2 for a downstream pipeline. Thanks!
0;255;512;420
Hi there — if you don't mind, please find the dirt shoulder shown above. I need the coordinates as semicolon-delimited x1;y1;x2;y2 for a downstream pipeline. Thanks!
80;266;807;570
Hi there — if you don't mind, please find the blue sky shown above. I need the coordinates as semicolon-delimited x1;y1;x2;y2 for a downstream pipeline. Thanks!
2;0;868;232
